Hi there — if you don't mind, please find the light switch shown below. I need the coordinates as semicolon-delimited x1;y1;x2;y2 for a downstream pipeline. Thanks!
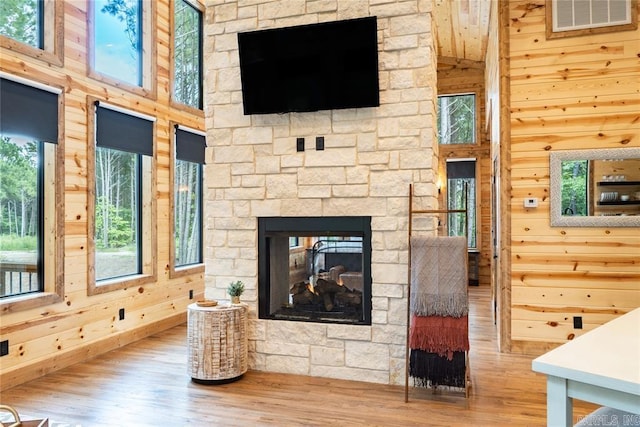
524;197;538;208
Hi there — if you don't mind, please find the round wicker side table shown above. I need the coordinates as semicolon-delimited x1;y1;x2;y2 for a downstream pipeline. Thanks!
187;302;248;384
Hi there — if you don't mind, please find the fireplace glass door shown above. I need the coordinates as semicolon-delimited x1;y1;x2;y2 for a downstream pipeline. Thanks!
258;216;372;325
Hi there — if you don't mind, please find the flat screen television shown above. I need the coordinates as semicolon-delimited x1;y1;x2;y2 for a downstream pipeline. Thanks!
237;16;379;115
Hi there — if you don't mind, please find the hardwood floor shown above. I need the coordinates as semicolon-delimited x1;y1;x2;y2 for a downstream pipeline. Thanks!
1;286;597;426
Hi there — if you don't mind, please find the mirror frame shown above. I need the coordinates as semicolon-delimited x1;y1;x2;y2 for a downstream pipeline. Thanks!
550;147;640;227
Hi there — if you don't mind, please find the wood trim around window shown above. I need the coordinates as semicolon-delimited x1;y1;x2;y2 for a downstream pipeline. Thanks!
168;121;205;280
545;0;638;39
86;97;157;296
0;0;63;67
0;88;65;313
86;0;157;99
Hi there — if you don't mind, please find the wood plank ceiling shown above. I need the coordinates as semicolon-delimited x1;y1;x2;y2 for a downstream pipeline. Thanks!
433;0;492;64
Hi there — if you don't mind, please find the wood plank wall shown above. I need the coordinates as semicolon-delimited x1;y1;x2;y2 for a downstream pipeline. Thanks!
508;0;640;353
436;61;492;287
0;0;205;391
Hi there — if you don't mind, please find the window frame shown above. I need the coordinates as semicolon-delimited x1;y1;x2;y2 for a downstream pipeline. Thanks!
437;92;479;146
0;73;64;312
0;0;63;67
169;122;205;279
87;0;157;99
546;0;638;39
170;0;204;113
87;98;157;296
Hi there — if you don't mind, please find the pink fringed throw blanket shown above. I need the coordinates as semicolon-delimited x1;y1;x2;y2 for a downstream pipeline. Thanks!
410;235;468;317
410;314;469;360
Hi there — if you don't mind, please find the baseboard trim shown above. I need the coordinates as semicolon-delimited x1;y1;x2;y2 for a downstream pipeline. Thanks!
510;339;562;357
1;312;186;392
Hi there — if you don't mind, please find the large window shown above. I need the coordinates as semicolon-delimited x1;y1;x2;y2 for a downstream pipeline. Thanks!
446;159;477;249
173;126;204;269
438;94;476;145
90;101;155;293
173;0;203;109
0;75;62;306
92;0;142;87
0;0;63;66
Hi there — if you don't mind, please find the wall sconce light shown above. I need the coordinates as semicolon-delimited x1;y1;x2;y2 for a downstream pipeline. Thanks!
437;180;442;194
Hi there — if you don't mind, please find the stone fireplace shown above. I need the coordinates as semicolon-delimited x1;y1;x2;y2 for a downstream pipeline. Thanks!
258;216;372;325
203;0;438;385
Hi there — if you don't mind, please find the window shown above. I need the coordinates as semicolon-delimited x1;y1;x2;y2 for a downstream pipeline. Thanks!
0;0;63;66
438;94;476;145
173;0;203;109
0;0;43;48
173;125;204;269
0;74;62;307
92;0;142;86
89;101;155;294
446;159;477;249
546;0;637;38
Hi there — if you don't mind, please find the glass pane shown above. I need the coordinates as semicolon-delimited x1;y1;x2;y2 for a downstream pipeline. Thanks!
94;0;141;86
560;160;588;216
0;0;41;48
447;177;477;249
95;147;139;280
174;159;202;267
174;0;202;109
438;94;476;144
0;136;40;297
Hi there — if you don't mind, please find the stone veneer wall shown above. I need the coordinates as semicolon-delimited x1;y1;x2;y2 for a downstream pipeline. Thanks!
203;0;438;385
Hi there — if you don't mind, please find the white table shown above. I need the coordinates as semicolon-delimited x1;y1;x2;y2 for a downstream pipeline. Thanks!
532;308;640;426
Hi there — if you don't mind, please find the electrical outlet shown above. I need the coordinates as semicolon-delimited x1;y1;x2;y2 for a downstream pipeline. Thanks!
0;340;8;357
573;316;583;329
296;137;305;152
119;308;125;321
315;136;324;150
523;197;538;208
189;289;194;300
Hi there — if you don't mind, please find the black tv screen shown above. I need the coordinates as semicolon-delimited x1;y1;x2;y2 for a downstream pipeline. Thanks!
237;16;379;115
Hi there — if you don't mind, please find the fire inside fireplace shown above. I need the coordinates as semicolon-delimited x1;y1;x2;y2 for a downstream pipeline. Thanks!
258;216;372;325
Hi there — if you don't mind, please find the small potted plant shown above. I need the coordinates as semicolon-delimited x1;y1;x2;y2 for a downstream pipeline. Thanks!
227;280;245;304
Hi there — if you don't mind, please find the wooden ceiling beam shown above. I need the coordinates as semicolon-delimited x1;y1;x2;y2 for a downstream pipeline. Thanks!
437;56;485;69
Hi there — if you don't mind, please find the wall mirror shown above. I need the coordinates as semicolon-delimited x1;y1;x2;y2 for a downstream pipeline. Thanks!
550;147;640;227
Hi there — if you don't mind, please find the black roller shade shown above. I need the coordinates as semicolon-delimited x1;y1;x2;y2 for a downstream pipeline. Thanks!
96;103;153;156
175;127;206;164
447;160;475;179
0;77;59;143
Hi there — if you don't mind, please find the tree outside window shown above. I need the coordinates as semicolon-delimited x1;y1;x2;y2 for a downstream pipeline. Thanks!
438;94;476;145
446;160;477;250
173;0;202;109
95;147;140;280
174;159;201;267
0;136;41;297
0;0;42;49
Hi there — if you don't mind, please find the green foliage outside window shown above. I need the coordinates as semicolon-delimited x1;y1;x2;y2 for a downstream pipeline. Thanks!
0;136;41;297
95;147;138;280
0;0;41;48
560;160;588;216
174;0;202;109
0;137;38;246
